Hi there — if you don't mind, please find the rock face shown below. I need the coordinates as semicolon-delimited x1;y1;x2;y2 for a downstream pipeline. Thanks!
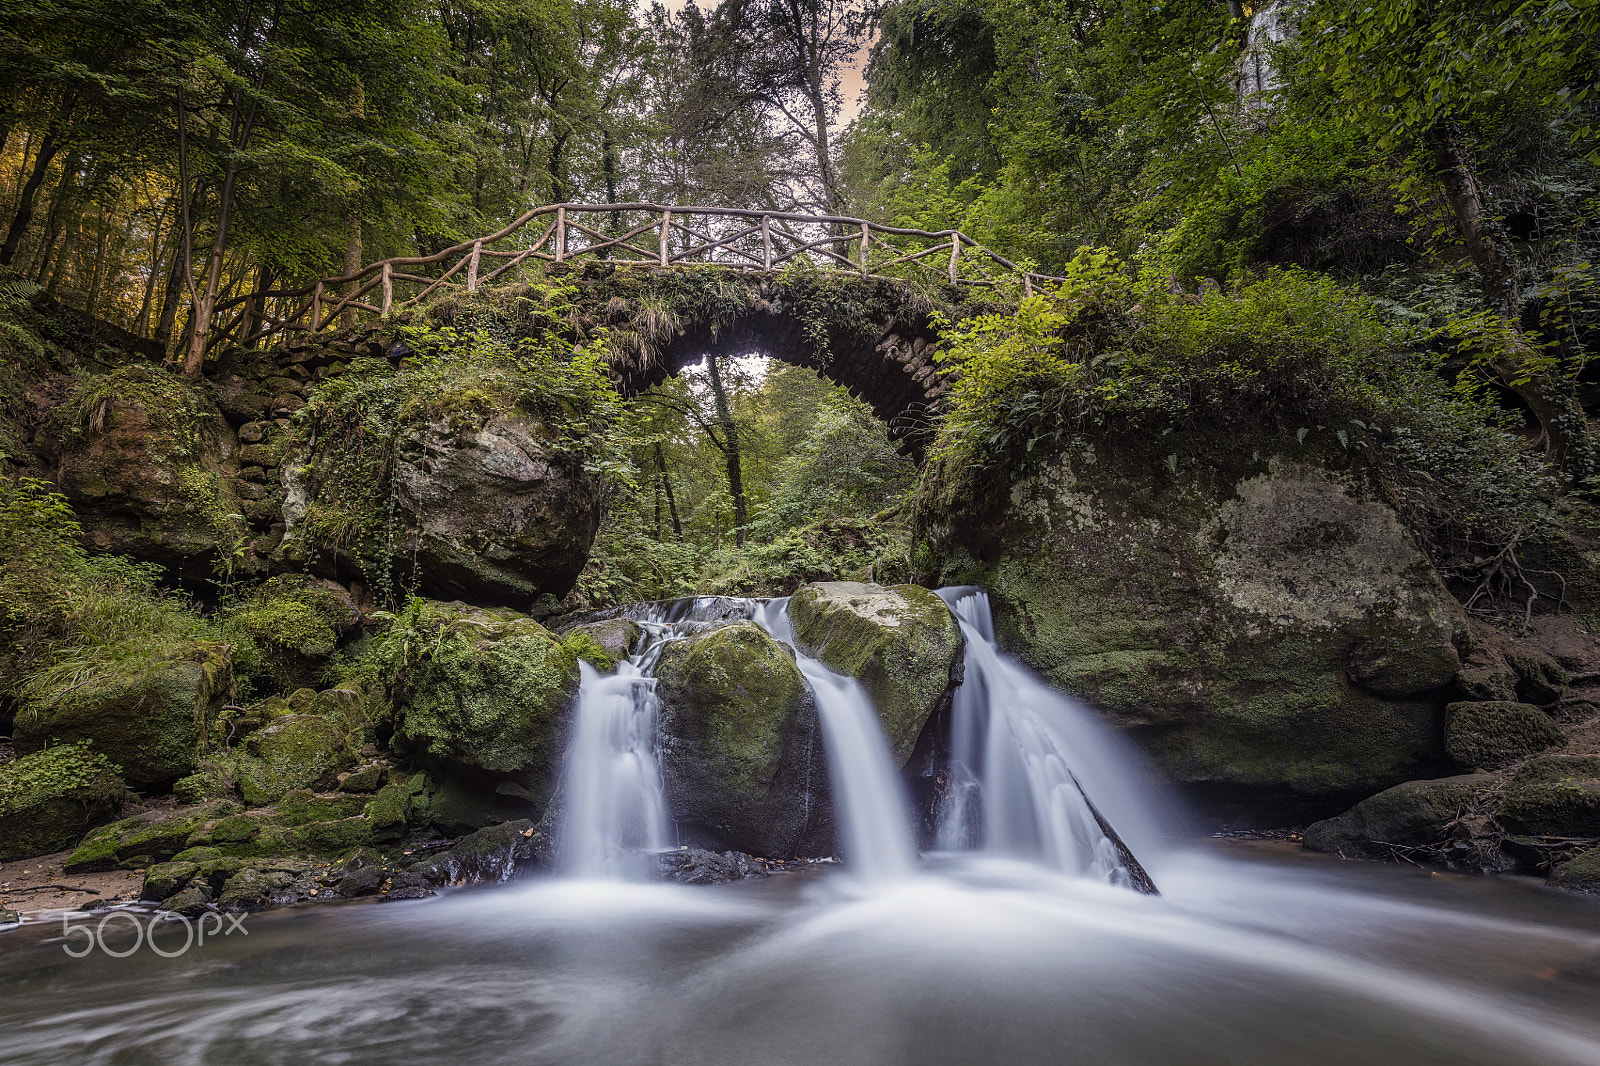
655;622;831;857
14;643;233;789
1443;701;1564;771
42;364;249;578
1302;774;1497;859
0;744;128;860
918;442;1468;808
788;582;964;765
1499;755;1600;836
282;414;603;608
381;604;580;803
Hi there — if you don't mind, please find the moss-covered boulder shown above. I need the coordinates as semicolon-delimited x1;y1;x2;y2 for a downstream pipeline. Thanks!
918;443;1467;802
560;617;643;664
280;410;604;607
655;622;831;857
233;714;354;805
42;363;251;579
14;643;232;789
1499;755;1600;836
381;603;579;803
1443;701;1565;771
1302;774;1496;858
1551;846;1600;892
227;574;362;690
0;743;128;860
64;803;231;872
788;582;963;765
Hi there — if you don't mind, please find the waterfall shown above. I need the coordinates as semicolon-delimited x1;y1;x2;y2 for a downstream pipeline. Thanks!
936;587;1161;892
559;609;676;879
754;599;918;883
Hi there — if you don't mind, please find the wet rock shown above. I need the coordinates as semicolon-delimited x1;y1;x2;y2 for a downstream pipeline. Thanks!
788;581;964;765
415;820;547;885
918;445;1468;800
335;866;385;898
0;908;18;926
215;863;317;911
1443;701;1565;771
655;847;769;884
0;744;129;861
141;860;200;902
1499;755;1600;836
1302;774;1498;858
159;884;214;917
380;603;579;802
561;617;643;665
13;644;232;789
655;622;832;857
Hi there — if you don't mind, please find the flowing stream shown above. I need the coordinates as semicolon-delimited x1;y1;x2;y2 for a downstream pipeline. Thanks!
2;588;1598;1063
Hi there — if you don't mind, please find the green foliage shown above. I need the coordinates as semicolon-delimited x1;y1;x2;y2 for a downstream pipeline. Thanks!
0;740;123;820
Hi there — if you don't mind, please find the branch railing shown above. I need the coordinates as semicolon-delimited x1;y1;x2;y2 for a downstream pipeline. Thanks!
211;203;1065;351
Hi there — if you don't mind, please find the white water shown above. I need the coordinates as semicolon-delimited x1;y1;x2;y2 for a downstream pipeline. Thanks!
754;598;918;883
935;587;1170;886
559;611;675;879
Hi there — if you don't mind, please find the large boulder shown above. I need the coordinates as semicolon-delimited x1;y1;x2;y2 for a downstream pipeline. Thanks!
381;604;580;803
282;414;603;607
788;582;963;765
655;622;832;857
1498;755;1600;836
0;743;128;860
918;442;1468;806
1551;845;1600;892
1443;701;1564;771
1302;773;1497;859
14;643;233;789
42;364;250;578
233;714;355;805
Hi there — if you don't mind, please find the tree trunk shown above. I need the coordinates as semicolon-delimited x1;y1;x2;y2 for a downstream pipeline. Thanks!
183;159;241;378
704;352;747;544
1427;123;1597;485
31;152;81;285
0;128;62;266
154;242;186;352
656;442;683;538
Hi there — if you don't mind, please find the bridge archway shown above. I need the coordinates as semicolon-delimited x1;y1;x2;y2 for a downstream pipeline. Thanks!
583;269;960;455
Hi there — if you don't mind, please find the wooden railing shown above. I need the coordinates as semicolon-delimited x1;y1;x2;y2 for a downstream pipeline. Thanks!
210;203;1062;351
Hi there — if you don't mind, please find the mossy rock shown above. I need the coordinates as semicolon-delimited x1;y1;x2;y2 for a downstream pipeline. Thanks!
64;804;230;872
1302;774;1498;859
14;643;233;789
561;618;642;664
415;774;498;834
655;622;831;857
214;862;317;911
140;860;200;902
233;714;354;805
917;443;1466;797
1499;755;1600;836
0;743;128;861
789;581;963;766
382;604;579;800
1443;701;1565;771
228;574;361;690
1550;846;1600;892
273;789;370;827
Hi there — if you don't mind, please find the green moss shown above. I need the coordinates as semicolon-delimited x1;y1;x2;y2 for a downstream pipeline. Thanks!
0;742;128;860
226;575;358;691
1444;701;1565;771
655;622;808;803
232;714;353;806
379;601;579;793
1500;755;1600;836
1552;846;1600;892
274;789;370;826
1303;774;1498;858
788;582;962;764
63;805;223;872
562;630;618;672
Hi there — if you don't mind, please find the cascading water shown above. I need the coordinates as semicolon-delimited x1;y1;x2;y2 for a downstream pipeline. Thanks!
935;587;1162;892
754;598;917;883
559;608;675;879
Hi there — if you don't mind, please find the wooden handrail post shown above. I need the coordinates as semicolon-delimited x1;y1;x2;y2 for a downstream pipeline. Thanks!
311;281;323;331
381;262;393;313
762;216;772;270
948;233;960;283
859;222;869;276
659;209;671;266
555;207;566;263
1024;274;1034;297
466;241;482;292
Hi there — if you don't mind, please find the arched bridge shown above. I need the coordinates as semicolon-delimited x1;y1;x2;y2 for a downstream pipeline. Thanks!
223;205;1061;452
